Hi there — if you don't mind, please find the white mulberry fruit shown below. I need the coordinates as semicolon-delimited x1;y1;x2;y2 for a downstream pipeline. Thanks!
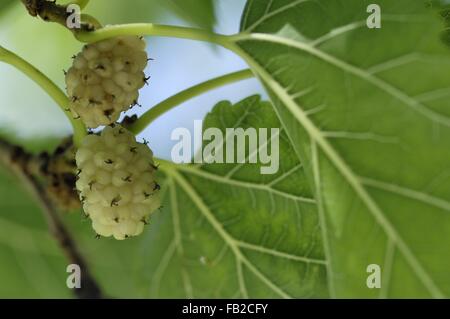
75;125;160;240
66;36;148;128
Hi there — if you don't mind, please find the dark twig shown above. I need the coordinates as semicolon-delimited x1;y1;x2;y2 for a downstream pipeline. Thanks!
20;0;96;32
0;138;103;299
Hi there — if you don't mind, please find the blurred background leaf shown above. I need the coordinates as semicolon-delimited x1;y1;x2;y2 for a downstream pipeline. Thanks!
165;0;216;30
81;0;216;29
0;155;71;298
0;0;15;13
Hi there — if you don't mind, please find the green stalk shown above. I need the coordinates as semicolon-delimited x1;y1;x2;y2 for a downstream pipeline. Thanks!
129;69;255;135
0;45;87;146
75;24;251;135
75;23;234;49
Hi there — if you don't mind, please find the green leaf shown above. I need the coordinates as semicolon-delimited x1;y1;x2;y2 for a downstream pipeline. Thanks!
237;0;450;297
0;168;72;298
137;96;328;298
428;0;450;46
165;0;216;30
0;0;15;14
84;0;216;30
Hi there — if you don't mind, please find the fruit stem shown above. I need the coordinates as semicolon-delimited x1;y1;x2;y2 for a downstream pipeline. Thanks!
75;23;235;49
0;45;87;146
129;69;255;135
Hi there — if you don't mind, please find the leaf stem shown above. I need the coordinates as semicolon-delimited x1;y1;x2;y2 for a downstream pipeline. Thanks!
129;69;254;135
75;23;235;49
0;45;86;146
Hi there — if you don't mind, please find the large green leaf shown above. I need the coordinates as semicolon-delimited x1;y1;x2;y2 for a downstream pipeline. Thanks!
237;0;450;297
136;96;328;298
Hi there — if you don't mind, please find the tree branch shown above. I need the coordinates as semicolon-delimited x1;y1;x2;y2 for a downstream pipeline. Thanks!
21;0;96;32
0;138;103;299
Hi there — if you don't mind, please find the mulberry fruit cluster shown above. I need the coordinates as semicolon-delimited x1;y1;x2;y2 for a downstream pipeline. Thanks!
75;125;160;240
65;36;148;128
